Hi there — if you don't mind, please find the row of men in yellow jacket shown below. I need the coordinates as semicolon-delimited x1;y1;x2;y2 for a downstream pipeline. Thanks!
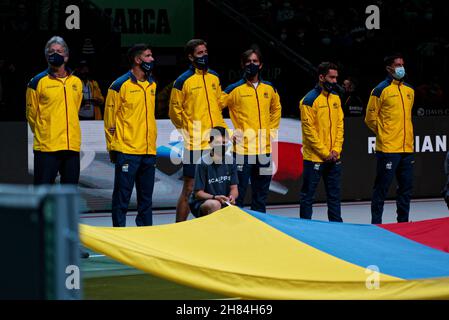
26;36;414;226
298;55;414;224
26;37;282;226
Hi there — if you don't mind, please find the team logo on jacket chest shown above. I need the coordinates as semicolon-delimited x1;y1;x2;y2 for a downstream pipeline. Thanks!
264;92;269;99
211;83;217;91
151;89;155;95
407;93;412;100
72;84;78;91
333;102;338;108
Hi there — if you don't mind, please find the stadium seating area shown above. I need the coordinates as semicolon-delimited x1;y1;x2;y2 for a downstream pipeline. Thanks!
1;0;448;120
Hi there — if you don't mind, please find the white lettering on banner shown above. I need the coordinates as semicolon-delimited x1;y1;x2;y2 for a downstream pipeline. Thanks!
416;135;447;152
436;136;446;152
368;136;447;154
420;136;434;152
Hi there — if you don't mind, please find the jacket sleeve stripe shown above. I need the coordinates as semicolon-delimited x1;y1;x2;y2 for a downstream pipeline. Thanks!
109;73;131;92
302;88;321;107
224;79;245;94
27;70;49;90
173;69;195;91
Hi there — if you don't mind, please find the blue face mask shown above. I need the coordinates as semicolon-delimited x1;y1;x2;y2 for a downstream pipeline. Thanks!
193;55;208;70
244;63;260;79
47;53;65;67
140;61;154;74
393;66;406;79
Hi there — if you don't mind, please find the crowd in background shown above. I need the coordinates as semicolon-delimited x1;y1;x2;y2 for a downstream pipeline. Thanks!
1;0;449;121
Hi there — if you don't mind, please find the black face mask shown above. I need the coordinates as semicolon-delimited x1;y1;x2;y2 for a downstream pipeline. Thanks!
244;63;260;79
323;81;337;92
323;82;345;95
47;53;65;67
140;61;154;74
193;55;208;70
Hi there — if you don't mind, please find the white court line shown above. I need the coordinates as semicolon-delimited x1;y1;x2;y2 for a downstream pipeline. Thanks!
88;254;106;258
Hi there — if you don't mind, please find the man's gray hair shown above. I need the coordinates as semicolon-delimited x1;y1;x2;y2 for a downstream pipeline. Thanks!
44;36;69;57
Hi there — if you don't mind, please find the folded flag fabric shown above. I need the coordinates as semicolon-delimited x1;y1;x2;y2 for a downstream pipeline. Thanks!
80;206;449;299
379;217;449;253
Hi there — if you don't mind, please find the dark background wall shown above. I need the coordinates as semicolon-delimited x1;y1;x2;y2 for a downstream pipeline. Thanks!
1;0;448;202
0;122;30;184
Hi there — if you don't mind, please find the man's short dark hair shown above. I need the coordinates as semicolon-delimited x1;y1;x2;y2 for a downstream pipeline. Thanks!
241;48;263;66
209;126;229;143
127;43;151;65
185;39;207;57
384;53;404;67
317;62;338;77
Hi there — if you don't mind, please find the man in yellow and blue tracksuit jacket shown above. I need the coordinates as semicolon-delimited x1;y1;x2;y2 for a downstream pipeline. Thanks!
365;54;415;224
104;44;157;227
169;39;227;222
299;62;344;222
26;36;83;185
222;48;282;213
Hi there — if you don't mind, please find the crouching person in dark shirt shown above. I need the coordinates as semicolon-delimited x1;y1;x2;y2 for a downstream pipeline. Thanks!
189;126;239;217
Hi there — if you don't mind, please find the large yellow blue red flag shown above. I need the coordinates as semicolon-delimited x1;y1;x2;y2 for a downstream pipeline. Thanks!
80;206;449;299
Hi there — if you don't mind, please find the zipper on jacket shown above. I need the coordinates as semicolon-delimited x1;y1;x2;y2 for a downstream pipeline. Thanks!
202;74;214;127
398;84;406;152
63;82;70;150
253;85;262;154
327;95;333;151
52;74;70;150
137;82;149;154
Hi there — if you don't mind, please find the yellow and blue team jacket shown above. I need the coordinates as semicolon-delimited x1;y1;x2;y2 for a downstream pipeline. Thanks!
299;85;344;162
104;71;157;155
222;79;282;155
365;76;414;153
169;65;227;151
26;69;83;152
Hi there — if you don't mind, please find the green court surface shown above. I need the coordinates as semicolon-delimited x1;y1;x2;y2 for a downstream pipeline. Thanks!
81;248;227;300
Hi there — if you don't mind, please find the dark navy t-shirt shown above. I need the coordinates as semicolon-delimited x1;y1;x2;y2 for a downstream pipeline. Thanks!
192;154;238;198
